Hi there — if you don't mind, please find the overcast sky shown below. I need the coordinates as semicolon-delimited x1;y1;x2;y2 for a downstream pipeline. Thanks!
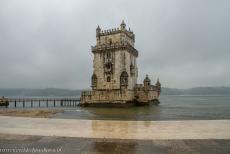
0;0;230;89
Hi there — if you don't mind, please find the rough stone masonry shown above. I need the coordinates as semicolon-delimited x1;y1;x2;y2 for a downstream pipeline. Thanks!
80;21;161;107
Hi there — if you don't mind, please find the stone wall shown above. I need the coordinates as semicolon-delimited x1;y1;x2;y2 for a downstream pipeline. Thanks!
134;90;159;103
97;33;121;46
93;49;137;90
80;90;134;104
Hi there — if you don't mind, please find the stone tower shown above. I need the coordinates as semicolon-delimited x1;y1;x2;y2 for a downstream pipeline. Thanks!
80;21;161;107
92;20;138;91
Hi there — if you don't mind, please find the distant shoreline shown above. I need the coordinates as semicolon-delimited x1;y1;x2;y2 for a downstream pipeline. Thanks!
161;94;230;96
1;87;230;97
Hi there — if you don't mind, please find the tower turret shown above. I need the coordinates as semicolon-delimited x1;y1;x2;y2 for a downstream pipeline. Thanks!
144;75;151;87
120;20;126;31
96;25;101;37
156;78;161;96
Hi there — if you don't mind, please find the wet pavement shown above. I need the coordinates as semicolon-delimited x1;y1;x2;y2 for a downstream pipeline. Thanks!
0;134;230;154
0;116;230;153
0;116;230;140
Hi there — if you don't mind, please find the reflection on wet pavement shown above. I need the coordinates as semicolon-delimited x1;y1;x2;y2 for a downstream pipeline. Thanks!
0;134;229;154
0;116;230;140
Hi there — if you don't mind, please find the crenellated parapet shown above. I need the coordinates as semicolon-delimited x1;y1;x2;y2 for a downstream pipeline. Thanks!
134;84;159;91
134;76;161;95
96;21;135;43
99;28;135;40
100;27;120;35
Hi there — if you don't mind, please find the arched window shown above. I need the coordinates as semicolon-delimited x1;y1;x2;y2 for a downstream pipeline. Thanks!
106;52;111;59
105;61;112;74
107;76;111;82
120;71;128;87
91;74;97;89
109;38;112;45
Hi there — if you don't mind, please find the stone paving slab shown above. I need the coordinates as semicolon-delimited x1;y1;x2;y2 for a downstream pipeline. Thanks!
0;116;230;140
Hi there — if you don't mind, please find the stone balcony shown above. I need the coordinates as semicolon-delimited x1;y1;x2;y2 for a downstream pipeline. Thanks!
91;42;138;57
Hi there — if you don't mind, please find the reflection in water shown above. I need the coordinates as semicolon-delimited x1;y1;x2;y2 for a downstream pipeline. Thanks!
53;96;230;120
86;105;160;120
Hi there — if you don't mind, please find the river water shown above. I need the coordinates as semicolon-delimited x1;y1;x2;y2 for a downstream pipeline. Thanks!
53;95;230;121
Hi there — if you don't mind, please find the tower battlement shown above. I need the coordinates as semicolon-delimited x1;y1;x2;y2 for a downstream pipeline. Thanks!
96;21;135;47
98;27;134;38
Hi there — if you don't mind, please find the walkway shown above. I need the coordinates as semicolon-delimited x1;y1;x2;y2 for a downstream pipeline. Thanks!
0;116;229;140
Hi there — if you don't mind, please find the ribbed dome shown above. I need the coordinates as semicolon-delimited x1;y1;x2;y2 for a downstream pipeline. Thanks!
144;75;151;82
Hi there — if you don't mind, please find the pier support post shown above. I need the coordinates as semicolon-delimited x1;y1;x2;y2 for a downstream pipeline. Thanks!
23;100;25;108
54;100;55;107
39;100;40;107
14;100;16;108
46;100;48;107
31;100;33;107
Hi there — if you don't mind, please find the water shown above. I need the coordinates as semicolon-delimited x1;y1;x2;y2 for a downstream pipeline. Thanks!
53;95;230;121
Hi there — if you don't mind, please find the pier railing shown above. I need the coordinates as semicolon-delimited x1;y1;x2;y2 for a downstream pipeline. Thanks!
5;98;80;108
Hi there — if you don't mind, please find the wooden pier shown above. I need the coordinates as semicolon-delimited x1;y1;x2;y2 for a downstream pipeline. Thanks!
5;98;80;108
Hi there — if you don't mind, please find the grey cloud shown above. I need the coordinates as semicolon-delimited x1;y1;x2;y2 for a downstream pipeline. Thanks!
0;0;229;89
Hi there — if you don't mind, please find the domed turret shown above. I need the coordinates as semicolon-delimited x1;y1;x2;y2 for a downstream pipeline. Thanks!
156;78;161;86
96;25;101;37
120;20;126;31
144;75;151;87
156;78;161;95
